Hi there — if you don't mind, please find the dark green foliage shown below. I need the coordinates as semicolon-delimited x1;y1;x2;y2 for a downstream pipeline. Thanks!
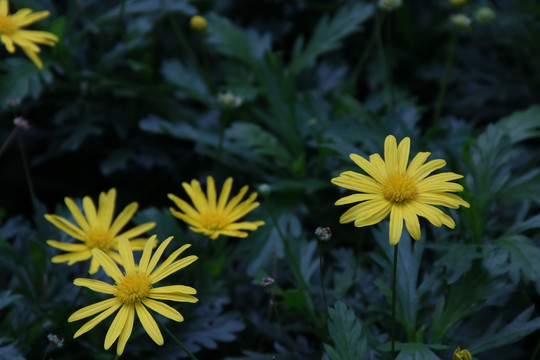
1;0;540;359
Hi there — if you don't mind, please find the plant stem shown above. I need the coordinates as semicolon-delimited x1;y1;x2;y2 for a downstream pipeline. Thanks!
374;9;394;112
391;243;399;359
18;136;36;212
158;319;199;360
433;30;458;126
318;238;329;318
0;128;19;159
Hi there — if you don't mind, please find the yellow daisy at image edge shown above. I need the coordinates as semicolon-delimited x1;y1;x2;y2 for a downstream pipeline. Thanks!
168;176;265;240
0;0;58;68
331;135;469;245
45;188;156;274
68;236;198;356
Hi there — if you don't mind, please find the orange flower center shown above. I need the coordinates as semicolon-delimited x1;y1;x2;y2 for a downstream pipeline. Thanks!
201;211;226;230
382;173;416;203
85;230;113;251
114;272;152;304
0;15;18;34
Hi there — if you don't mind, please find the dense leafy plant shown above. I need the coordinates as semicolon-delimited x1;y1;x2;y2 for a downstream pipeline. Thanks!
1;0;540;359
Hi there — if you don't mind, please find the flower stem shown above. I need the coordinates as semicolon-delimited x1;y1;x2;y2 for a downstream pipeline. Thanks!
318;238;329;318
433;30;458;126
158;319;199;360
18;136;36;212
391;243;399;359
374;9;395;112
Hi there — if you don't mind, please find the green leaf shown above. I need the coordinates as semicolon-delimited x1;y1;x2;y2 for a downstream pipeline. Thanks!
206;13;272;68
498;104;540;143
323;301;367;360
496;235;540;283
435;244;483;284
430;265;502;343
162;59;212;105
289;3;374;74
395;343;441;360
0;291;22;311
0;339;24;360
468;306;540;353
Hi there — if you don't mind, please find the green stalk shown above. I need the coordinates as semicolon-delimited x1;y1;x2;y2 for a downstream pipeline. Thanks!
18;136;36;212
433;31;458;126
374;9;394;112
318;238;329;318
391;243;399;359
158;319;199;360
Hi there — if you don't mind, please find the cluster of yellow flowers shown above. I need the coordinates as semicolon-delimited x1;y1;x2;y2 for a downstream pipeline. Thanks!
46;178;264;355
45;135;469;355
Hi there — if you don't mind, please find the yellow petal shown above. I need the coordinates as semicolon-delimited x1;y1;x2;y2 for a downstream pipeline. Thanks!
108;202;137;236
335;193;382;205
73;278;114;294
206;176;217;210
118;238;135;272
51;251;92;264
97;189;116;231
415;192;469;209
217;178;233;212
138;235;158;274
339;198;388;224
350;154;386;184
115;305;135;356
142;298;184;322
411;159;446;182
397;137;411;173
64;197;90;232
150;244;191;279
82;196;98;228
72;302;122;339
150;255;198;283
402;205;421;241
149;285;197;295
223;185;249;213
69;298;119;322
148;292;198;303
104;304;130;350
331;171;382;194
406;151;430;177
135;302;163;345
44;214;86;240
384;135;399;175
353;201;392;227
146;237;173;275
92;248;123;283
46;240;87;252
0;0;8;16
389;204;404;245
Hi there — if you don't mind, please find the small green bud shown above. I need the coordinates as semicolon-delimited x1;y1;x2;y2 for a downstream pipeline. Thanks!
315;227;332;242
475;6;495;24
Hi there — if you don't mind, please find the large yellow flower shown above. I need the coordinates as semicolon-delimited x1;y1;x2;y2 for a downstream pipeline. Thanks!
45;188;156;274
0;0;58;69
331;135;469;245
68;236;198;356
168;176;265;240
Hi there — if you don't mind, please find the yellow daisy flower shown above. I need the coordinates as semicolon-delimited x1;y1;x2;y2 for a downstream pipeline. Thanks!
0;0;58;69
45;188;156;274
331;135;469;245
168;176;265;240
68;236;198;356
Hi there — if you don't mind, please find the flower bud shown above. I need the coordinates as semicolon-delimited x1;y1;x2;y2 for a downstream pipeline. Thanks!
190;15;207;32
260;277;275;287
257;183;272;197
475;6;495;24
450;0;466;6
378;0;402;11
315;227;332;242
450;14;472;30
218;91;243;108
453;347;472;360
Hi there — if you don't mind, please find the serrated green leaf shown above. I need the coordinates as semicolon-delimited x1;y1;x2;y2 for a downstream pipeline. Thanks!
206;13;271;68
496;235;540;283
289;3;374;74
431;265;502;343
435;244;483;284
323;301;367;360
498;104;540;143
162;59;212;105
395;343;440;360
468;306;540;353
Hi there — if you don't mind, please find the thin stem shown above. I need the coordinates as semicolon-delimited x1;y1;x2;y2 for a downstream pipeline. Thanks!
270;292;298;360
18;136;36;212
433;31;458;126
0;128;19;159
318;238;329;318
531;333;540;360
374;9;394;112
391;243;399;359
349;30;376;94
158;319;199;360
167;15;214;92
